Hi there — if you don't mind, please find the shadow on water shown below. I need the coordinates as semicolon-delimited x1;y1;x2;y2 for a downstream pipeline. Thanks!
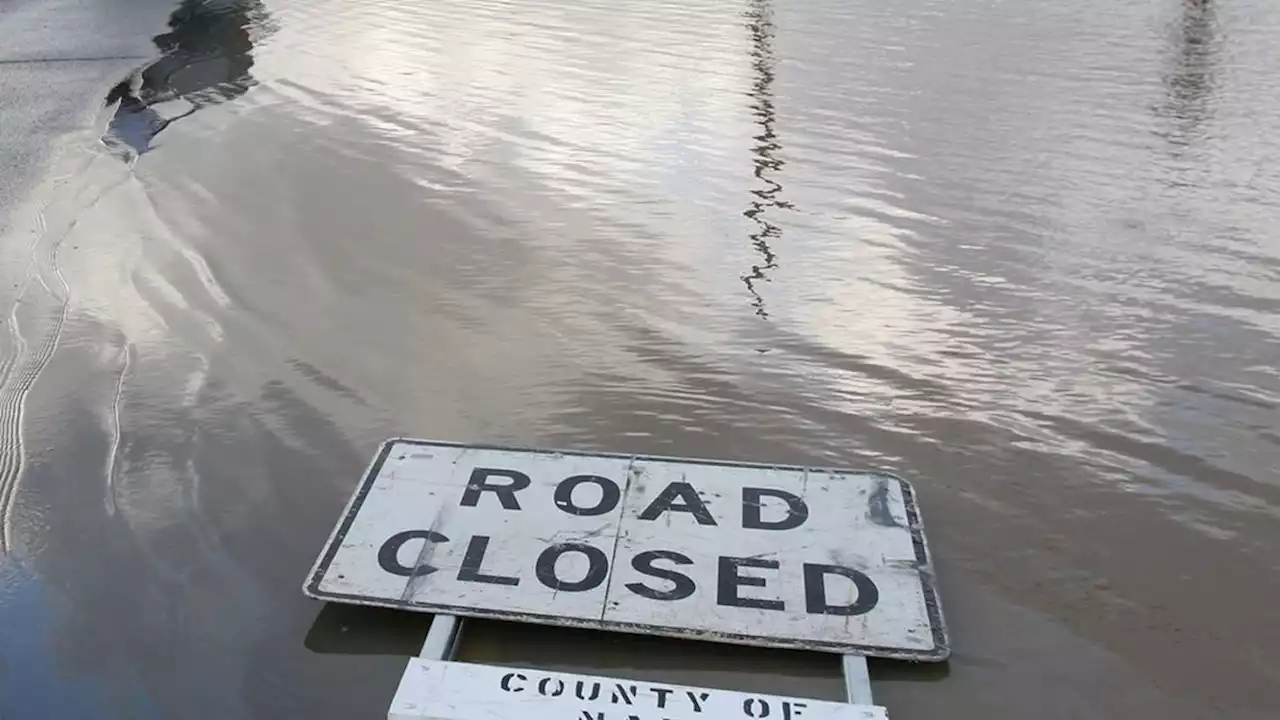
104;0;272;160
304;603;432;657
741;0;791;318
1156;0;1220;158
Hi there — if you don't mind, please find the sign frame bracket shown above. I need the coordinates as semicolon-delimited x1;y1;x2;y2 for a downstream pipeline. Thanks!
418;613;463;661
842;653;873;705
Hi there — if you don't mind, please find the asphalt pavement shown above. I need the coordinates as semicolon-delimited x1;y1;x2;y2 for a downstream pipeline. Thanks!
0;0;173;235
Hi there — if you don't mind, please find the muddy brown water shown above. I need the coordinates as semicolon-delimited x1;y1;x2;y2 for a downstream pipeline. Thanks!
1;0;1278;717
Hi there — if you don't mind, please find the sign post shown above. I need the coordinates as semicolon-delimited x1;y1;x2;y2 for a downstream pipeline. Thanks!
305;440;948;718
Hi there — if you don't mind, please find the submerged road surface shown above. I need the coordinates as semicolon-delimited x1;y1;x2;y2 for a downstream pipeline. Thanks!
1;0;1279;718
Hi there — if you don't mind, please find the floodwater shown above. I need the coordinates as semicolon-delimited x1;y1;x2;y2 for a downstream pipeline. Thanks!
1;0;1278;717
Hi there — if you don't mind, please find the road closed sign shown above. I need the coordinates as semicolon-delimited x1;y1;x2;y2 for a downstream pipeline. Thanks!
305;440;948;660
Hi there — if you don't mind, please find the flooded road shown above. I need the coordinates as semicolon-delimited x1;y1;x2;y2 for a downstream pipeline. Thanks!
1;0;1279;717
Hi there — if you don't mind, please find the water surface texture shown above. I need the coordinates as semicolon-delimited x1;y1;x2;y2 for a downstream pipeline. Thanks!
1;0;1278;717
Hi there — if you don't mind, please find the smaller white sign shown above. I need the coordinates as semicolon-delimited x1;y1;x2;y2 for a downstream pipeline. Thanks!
389;659;888;720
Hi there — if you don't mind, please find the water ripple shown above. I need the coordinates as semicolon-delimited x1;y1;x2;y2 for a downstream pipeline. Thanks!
5;0;1280;716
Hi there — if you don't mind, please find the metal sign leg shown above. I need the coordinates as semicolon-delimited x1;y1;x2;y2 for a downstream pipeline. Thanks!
842;654;874;706
418;614;463;660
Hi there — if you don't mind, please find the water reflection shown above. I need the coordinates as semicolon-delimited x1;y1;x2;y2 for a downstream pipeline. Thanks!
1158;0;1220;154
0;563;153;717
20;0;1280;715
741;0;790;317
106;0;271;159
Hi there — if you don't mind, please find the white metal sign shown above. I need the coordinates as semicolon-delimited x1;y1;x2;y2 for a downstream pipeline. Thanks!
389;659;888;720
305;440;947;660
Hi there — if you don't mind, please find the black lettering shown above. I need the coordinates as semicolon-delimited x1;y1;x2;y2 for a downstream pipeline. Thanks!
574;680;602;701
535;543;609;592
579;713;603;720
637;482;717;526
744;698;771;718
783;701;807;720
742;488;808;531
554;475;621;516
611;684;638;705
457;535;519;586
500;672;525;692
803;563;879;616
651;687;673;709
717;556;784;611
460;467;531;510
377;530;448;577
687;691;710;712
537;677;565;697
626;550;695;601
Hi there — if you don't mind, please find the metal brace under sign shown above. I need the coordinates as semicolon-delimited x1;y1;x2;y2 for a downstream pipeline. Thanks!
305;440;948;661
